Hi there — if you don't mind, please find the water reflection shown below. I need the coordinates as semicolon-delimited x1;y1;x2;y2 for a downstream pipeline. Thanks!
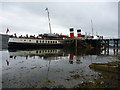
8;47;120;64
101;48;120;56
8;47;102;65
6;59;9;66
2;47;120;88
9;49;65;60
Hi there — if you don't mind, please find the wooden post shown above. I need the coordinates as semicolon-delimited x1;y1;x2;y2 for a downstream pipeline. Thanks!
113;49;115;55
116;49;118;55
107;48;109;55
104;48;106;55
76;39;77;48
114;40;115;47
117;40;118;47
107;40;109;48
75;39;77;55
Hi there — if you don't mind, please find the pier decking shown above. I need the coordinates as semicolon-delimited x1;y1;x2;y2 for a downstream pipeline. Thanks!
63;38;120;57
63;38;120;48
102;39;120;48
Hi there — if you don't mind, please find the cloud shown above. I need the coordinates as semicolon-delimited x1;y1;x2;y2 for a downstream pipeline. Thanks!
0;2;118;38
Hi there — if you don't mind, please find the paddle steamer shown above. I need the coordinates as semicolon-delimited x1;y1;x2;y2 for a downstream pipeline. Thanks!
8;8;68;49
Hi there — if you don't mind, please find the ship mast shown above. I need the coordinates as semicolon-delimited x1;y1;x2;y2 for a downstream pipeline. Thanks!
45;8;52;34
91;19;93;36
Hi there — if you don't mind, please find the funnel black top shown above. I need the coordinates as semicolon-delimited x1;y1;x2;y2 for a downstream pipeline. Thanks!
77;29;81;32
70;28;74;31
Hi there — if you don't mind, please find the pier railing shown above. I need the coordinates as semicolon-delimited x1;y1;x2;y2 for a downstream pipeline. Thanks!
102;39;120;48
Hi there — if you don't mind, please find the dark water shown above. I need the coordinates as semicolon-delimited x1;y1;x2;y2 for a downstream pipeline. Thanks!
1;48;120;88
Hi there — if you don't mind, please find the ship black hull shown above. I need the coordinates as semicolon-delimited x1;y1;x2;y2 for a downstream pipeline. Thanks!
8;42;63;50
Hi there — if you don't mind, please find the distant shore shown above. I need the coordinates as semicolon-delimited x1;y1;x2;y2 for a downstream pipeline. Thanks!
0;34;9;49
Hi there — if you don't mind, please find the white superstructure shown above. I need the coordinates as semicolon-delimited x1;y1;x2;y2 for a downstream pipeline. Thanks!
8;38;61;44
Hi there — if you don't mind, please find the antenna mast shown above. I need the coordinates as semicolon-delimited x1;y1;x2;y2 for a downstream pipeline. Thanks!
91;20;93;36
45;8;52;34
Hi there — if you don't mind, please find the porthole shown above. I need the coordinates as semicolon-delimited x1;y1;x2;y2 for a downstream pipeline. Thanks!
36;40;38;43
36;51;38;54
55;41;57;43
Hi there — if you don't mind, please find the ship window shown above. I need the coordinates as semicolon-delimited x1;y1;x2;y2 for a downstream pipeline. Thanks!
36;40;38;43
42;41;44;43
55;41;57;43
51;41;52;43
29;40;31;42
46;41;47;43
36;51;38;54
53;41;54;43
39;51;41;53
40;41;41;43
24;40;26;41
48;41;49;43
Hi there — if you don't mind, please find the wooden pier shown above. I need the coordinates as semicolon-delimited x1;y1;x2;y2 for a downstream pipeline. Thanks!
101;39;120;55
63;38;102;50
103;39;120;48
63;38;120;56
63;38;120;48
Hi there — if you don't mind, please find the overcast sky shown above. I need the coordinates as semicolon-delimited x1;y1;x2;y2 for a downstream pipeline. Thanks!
0;2;118;38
